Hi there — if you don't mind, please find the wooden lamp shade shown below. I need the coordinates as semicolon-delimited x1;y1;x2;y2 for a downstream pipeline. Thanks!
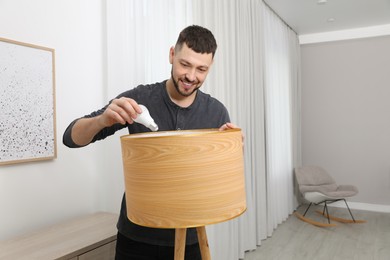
120;128;246;229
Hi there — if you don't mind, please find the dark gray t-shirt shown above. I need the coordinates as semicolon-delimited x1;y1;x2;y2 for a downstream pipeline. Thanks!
63;80;230;246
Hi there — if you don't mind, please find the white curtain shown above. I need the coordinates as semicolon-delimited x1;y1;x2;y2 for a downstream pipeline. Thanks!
262;2;301;235
105;0;193;98
190;1;267;259
105;0;301;259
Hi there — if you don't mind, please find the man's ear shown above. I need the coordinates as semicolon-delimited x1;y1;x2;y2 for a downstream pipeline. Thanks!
169;46;175;64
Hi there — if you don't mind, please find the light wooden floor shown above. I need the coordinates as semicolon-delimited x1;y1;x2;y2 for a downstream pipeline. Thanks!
243;205;390;260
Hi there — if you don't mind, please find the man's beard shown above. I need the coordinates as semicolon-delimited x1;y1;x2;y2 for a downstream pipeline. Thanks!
171;69;201;97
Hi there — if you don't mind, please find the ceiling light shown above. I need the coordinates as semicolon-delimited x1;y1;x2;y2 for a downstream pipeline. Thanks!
317;0;327;4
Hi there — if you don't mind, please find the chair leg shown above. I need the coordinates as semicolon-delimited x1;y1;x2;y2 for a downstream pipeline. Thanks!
343;199;356;222
315;199;366;225
303;202;313;217
323;201;331;224
295;202;337;227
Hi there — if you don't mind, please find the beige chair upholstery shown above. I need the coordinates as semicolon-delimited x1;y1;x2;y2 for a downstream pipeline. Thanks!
295;166;358;203
294;166;360;226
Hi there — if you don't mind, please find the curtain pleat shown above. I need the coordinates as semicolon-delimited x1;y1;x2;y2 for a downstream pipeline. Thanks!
262;3;301;236
106;1;301;259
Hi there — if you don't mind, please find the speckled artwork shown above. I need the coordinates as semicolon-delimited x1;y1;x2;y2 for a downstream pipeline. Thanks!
0;38;56;165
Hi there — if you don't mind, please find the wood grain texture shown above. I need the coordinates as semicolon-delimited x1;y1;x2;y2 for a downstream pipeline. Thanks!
120;129;246;228
196;226;211;260
0;212;118;260
174;228;186;260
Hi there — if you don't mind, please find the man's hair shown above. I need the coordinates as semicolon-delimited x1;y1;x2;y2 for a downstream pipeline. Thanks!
175;25;217;58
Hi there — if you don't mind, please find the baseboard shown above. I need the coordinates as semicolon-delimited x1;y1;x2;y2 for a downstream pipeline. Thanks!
328;201;390;213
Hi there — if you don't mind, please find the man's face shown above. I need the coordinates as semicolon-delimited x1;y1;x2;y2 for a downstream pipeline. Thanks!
169;43;213;97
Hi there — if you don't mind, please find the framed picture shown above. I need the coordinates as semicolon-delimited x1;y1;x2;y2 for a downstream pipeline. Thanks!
0;37;56;165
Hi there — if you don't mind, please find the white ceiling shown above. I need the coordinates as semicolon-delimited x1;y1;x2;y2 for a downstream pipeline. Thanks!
264;0;390;35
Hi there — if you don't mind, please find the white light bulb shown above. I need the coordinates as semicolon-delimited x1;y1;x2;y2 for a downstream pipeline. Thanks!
133;104;159;131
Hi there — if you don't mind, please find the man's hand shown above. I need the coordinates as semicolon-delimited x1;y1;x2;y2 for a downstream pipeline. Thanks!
218;122;238;131
99;97;142;127
219;122;245;146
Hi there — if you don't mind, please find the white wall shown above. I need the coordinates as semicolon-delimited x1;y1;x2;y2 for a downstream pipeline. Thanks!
0;0;111;240
300;29;390;211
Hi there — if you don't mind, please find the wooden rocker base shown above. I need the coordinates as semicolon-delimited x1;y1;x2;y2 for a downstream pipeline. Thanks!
294;212;336;227
315;210;367;224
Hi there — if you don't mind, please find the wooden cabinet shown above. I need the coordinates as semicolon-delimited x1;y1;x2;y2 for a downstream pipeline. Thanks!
78;240;116;260
0;212;118;260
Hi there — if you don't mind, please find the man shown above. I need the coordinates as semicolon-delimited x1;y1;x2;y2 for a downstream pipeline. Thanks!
63;25;237;259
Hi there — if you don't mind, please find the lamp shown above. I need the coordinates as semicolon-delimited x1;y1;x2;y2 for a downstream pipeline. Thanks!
120;129;246;259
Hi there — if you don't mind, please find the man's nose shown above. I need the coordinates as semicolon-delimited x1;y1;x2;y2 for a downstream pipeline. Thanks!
185;69;197;82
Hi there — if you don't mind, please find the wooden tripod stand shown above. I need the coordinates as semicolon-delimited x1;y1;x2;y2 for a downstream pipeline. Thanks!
174;227;211;260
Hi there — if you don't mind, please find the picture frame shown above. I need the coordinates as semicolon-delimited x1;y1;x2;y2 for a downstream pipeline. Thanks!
0;37;56;165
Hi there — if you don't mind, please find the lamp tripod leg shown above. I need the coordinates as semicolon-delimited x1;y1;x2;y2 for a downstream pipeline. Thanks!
197;226;211;260
175;228;187;260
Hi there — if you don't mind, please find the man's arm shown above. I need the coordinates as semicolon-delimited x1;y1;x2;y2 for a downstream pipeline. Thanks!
63;97;142;147
70;116;106;146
